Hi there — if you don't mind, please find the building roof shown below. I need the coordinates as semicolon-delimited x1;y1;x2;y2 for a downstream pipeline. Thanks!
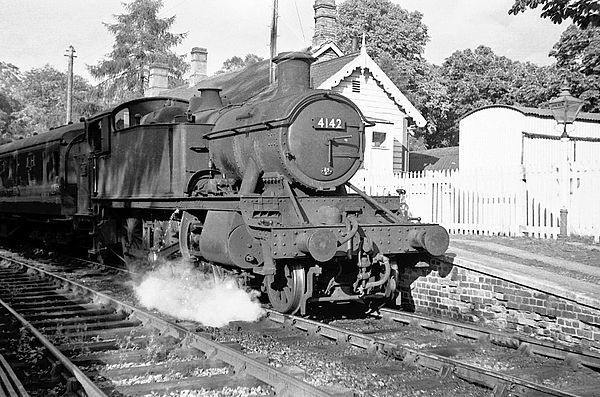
164;45;426;127
315;44;427;127
462;104;600;123
311;41;344;61
165;59;271;105
311;53;358;87
409;146;459;172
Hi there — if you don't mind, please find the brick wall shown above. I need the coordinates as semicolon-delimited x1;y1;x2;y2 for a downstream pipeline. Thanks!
312;0;337;49
397;258;600;351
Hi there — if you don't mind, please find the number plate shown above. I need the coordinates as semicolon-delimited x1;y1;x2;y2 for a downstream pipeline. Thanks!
314;117;346;130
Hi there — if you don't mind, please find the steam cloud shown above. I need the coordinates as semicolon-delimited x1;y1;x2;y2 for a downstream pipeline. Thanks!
133;260;264;327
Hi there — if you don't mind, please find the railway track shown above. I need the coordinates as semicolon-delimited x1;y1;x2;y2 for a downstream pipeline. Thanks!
3;246;600;396
249;308;600;396
0;253;342;397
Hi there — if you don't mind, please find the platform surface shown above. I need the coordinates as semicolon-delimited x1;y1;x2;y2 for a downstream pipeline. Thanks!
445;235;600;307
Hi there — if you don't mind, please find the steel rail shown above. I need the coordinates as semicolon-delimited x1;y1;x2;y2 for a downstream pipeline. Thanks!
265;309;580;397
378;308;600;370
0;254;336;397
0;298;108;397
0;352;30;397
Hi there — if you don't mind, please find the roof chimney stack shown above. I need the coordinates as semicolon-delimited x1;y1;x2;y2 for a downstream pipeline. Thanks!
146;63;169;97
351;36;360;53
190;47;208;87
312;0;337;49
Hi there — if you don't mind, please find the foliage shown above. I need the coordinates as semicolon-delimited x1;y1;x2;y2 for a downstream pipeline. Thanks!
216;54;264;74
336;0;428;62
550;25;600;112
88;0;188;103
509;0;600;29
0;63;101;140
0;61;21;94
0;62;22;141
337;0;437;144
411;46;561;148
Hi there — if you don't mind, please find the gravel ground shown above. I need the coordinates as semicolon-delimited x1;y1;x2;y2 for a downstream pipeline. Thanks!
7;245;599;396
4;249;487;397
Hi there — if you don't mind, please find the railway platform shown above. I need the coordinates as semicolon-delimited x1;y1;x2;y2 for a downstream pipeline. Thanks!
447;235;600;307
398;234;600;349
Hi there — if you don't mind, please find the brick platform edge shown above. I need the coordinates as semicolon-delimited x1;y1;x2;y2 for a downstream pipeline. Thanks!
397;255;600;352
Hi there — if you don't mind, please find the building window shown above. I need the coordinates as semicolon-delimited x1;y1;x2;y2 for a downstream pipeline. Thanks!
372;131;386;148
352;80;360;93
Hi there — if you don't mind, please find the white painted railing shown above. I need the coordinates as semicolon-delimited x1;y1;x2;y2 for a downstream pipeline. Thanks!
351;166;600;242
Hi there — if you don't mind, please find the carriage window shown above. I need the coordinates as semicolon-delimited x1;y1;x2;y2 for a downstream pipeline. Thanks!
46;151;59;182
372;131;387;148
26;153;35;168
0;160;5;187
26;152;43;185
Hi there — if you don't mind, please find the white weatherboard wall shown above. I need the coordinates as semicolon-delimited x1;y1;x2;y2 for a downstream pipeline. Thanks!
460;106;600;172
354;105;600;242
324;69;408;183
459;107;524;171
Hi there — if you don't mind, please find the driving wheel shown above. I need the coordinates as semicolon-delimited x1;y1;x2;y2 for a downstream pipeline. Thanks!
264;264;306;314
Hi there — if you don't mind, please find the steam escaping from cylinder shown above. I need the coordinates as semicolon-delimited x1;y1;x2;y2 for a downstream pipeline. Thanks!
133;260;264;327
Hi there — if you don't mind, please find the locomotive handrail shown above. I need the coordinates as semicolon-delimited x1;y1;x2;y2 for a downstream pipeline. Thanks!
345;182;401;223
282;177;308;224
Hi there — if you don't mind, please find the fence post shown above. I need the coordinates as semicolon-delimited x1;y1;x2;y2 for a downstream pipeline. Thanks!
516;165;527;236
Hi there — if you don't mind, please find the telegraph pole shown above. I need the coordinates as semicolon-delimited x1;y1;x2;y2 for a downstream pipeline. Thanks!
269;0;278;84
65;45;76;124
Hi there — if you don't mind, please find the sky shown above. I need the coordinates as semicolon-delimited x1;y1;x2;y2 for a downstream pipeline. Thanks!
0;0;567;83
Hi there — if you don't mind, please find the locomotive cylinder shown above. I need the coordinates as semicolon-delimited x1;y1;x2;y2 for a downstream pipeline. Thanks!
295;229;338;262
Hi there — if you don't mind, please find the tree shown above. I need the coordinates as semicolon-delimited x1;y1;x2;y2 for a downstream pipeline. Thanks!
216;54;264;74
0;62;22;141
336;0;428;62
337;0;436;143
509;0;600;29
89;0;188;102
418;46;562;147
7;65;102;138
550;25;600;112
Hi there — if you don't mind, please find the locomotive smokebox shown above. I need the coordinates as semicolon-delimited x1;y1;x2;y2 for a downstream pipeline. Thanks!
204;51;365;192
272;52;315;95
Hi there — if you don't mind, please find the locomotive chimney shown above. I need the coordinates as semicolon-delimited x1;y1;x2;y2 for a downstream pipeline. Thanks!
189;47;208;87
190;87;223;112
272;52;315;96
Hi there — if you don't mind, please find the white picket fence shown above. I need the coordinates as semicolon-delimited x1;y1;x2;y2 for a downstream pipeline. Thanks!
351;166;600;242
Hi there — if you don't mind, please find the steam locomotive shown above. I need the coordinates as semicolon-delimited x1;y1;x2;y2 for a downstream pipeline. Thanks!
0;52;448;315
